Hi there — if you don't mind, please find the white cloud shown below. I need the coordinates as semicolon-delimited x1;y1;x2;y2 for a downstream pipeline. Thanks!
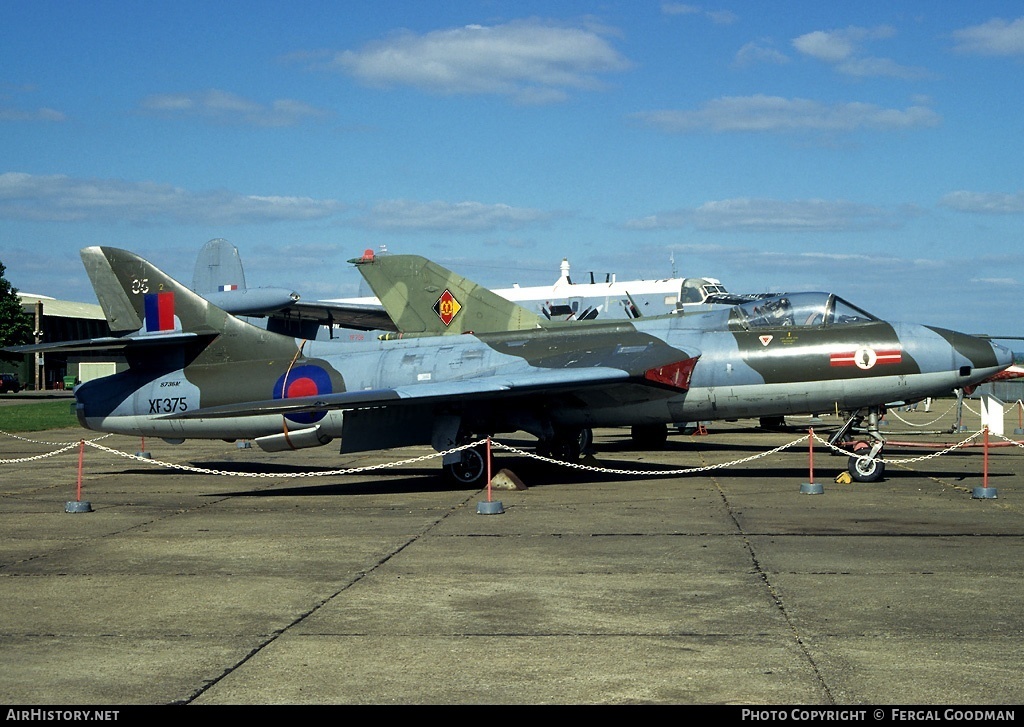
140;89;329;127
792;30;857;63
661;3;737;24
0;106;66;122
939;190;1024;214
354;199;557;232
970;277;1018;286
733;41;790;68
0;172;343;224
952;17;1024;55
792;25;928;79
625;197;911;232
631;95;941;133
326;20;632;104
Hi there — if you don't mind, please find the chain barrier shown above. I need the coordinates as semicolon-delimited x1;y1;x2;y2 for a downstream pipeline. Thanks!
885;400;957;428
0;440;84;465
1;430;807;478
82;437;488;478
0;424;1016;479
995;431;1024;450
811;428;984;465
488;438;807;476
0;430;112;448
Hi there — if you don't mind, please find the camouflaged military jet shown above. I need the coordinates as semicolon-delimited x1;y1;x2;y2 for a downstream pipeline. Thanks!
6;246;1013;486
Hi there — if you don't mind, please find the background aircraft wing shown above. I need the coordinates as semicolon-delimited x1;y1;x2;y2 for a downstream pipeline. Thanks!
191;238;397;333
266;299;397;333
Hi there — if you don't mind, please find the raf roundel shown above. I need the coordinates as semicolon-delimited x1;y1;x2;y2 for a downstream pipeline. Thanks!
273;364;333;424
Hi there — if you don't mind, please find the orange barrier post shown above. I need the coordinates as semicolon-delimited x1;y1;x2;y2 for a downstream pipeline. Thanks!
973;426;997;499
476;437;504;514
486;437;493;502
65;439;92;512
983;426;989;487
76;439;84;501
801;428;823;494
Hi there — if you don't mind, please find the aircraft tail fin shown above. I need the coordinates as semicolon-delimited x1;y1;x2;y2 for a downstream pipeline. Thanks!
81;246;267;344
351;251;546;335
192;238;246;295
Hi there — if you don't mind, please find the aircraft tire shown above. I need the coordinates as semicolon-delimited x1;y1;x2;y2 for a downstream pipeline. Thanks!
550;431;583;462
631;423;668;450
443;444;490;486
847;454;885;483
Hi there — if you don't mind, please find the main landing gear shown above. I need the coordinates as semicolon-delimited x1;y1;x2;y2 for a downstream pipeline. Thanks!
536;428;593;462
441;426;597;487
443;441;491;486
829;406;887;482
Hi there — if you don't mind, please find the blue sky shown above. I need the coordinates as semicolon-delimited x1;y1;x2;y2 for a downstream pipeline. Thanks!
2;1;1023;337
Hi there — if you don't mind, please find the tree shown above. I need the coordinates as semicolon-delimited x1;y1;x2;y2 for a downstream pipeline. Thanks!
0;259;33;350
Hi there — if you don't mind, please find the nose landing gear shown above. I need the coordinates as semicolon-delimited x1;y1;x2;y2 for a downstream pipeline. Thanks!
830;406;887;483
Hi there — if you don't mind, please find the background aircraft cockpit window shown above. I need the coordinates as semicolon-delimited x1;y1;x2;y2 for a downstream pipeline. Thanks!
731;292;876;330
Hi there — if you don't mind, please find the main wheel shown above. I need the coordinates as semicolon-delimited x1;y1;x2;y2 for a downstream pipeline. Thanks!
848;453;885;482
759;416;786;431
549;431;583;461
631;423;668;450
443;444;489;486
577;427;593;454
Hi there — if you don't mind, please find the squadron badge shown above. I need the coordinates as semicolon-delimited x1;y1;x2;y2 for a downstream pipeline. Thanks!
433;289;462;327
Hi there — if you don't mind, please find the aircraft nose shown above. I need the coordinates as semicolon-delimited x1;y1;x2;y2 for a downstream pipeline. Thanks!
948;331;1014;381
974;335;1015;370
992;340;1014;368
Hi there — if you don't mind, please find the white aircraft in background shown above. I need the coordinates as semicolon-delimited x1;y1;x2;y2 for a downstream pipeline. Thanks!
191;238;771;339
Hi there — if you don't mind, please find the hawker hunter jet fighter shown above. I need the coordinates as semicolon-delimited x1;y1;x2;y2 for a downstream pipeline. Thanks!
6;247;1012;486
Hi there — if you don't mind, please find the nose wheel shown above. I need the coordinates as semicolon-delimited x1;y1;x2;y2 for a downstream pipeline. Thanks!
833;407;887;482
848;446;886;482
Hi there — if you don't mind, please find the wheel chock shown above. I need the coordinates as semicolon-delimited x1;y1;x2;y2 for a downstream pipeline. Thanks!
834;471;853;484
489;468;527;491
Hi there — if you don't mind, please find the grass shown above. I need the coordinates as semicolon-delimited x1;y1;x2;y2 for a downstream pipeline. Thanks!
0;400;79;432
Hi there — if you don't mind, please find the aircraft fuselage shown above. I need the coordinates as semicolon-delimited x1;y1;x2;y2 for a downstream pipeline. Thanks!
74;295;1011;452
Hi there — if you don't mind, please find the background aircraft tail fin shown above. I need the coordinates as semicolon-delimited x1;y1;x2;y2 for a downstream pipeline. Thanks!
352;251;545;335
192;237;246;295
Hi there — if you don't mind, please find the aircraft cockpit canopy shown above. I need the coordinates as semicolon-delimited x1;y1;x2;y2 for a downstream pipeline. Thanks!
730;292;878;330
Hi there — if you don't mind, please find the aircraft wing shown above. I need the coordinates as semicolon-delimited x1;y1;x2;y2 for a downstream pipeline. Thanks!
267;299;397;333
3;331;219;355
166;360;698;421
